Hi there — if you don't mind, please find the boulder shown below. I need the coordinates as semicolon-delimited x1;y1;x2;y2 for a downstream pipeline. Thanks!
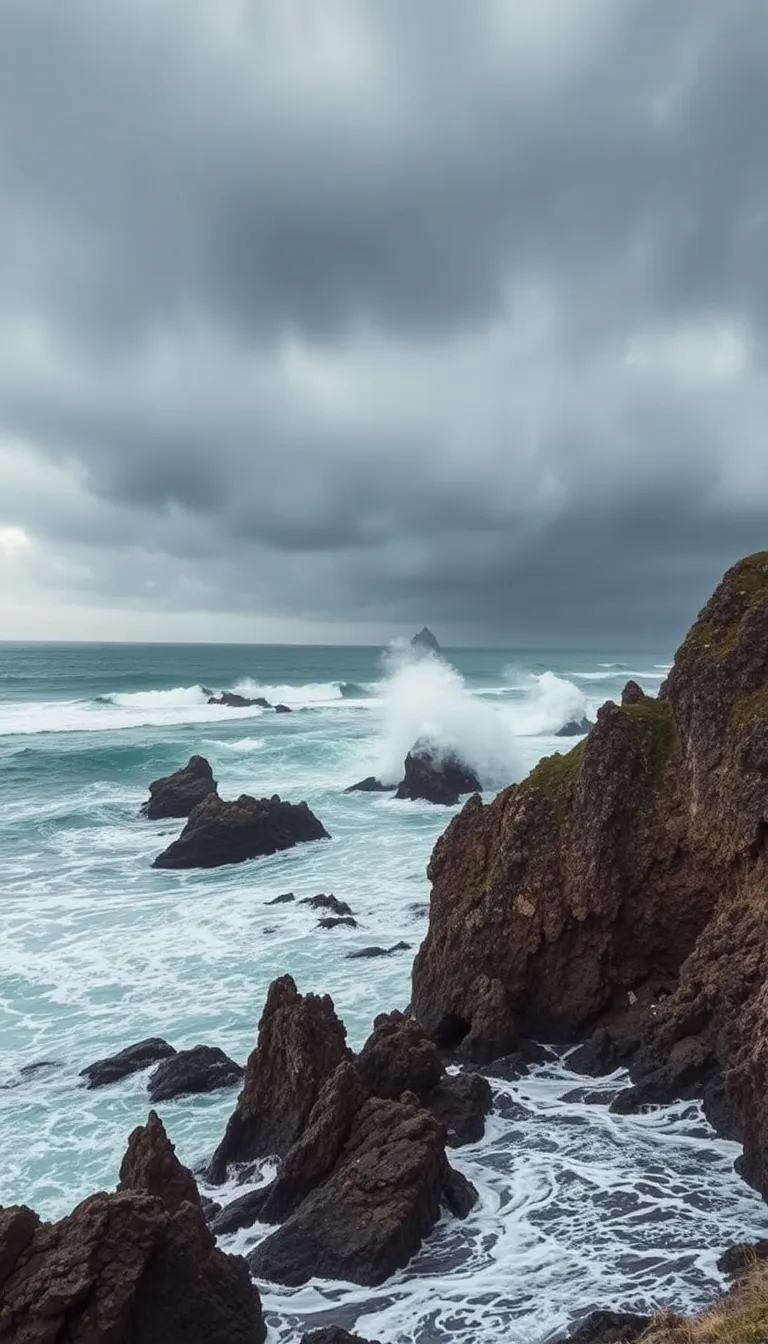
300;893;354;915
395;741;481;805
248;1093;474;1287
300;1332;381;1344
80;1038;176;1089
410;552;768;1193
346;942;411;960
355;1010;443;1101
344;776;392;793
152;794;329;869
148;1046;244;1103
555;716;594;737
0;1113;265;1344
266;892;295;904
552;1310;652;1344
274;703;292;714
207;976;350;1183
141;756;217;820
410;626;441;654
318;916;358;929
425;1071;493;1146
208;692;270;708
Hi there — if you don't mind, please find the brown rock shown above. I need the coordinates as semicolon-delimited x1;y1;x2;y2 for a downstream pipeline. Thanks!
621;680;646;705
248;1092;475;1287
141;755;217;820
395;740;481;805
410;551;768;1192
425;1071;493;1146
0;1116;265;1343
152;793;330;869
80;1037;176;1088
207;975;350;1183
355;1010;443;1100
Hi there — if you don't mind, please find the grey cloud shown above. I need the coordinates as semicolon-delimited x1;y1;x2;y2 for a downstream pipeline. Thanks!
0;0;767;644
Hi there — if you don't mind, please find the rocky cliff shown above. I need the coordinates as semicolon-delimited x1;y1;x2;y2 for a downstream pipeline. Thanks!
412;553;768;1188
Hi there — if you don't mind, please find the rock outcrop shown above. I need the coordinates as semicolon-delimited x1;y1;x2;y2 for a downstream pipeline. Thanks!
141;755;217;820
208;691;271;708
207;975;350;1182
152;793;329;869
396;741;481;805
147;1046;244;1103
80;1038;176;1088
0;1113;265;1344
248;1092;473;1287
411;626;440;654
555;716;594;737
411;553;768;1190
344;776;392;793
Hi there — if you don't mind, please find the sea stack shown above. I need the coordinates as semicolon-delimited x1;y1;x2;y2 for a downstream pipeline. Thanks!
410;626;440;654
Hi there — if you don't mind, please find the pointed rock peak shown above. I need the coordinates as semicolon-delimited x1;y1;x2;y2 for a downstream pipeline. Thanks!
411;626;440;653
118;1109;201;1215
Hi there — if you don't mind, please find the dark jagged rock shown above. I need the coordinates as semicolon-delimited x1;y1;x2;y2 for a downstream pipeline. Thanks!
248;1092;474;1287
152;793;329;869
346;941;411;960
552;1309;652;1344
118;1110;201;1214
80;1037;176;1089
411;626;440;654
355;1011;442;1101
717;1240;768;1279
267;892;295;905
555;716;594;737
148;1046;244;1103
425;1071;493;1146
207;976;350;1183
274;703;292;713
1;1112;266;1344
300;1331;381;1344
301;893;353;915
211;1188;272;1236
141;755;217;820
208;691;270;708
318;916;358;929
395;740;481;806
621;680;647;705
411;552;768;1194
344;776;392;794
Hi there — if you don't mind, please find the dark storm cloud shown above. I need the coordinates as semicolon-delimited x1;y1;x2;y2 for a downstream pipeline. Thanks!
1;0;768;643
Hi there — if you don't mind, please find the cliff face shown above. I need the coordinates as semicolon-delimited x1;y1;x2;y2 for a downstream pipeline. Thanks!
412;553;768;1182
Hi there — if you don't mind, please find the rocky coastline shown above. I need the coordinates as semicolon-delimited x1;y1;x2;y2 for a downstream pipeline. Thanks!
5;555;768;1341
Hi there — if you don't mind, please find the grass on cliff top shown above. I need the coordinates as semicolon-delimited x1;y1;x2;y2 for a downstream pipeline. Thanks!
685;551;768;663
528;698;675;802
642;1259;768;1343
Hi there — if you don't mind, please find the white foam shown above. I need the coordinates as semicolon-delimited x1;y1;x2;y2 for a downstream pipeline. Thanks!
372;648;520;788
502;669;589;735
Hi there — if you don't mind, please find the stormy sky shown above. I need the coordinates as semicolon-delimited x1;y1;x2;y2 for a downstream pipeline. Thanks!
1;0;767;646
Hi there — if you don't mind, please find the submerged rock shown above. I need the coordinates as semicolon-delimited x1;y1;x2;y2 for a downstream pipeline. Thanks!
411;626;441;654
266;892;295;905
147;1046;244;1103
80;1038;176;1089
248;1092;474;1287
344;776;392;794
274;703;292;714
0;1112;265;1344
152;793;329;869
395;740;481;805
207;975;350;1183
318;915;358;929
300;893;353;915
346;941;411;960
410;552;768;1193
141;755;217;820
555;716;594;737
208;691;270;708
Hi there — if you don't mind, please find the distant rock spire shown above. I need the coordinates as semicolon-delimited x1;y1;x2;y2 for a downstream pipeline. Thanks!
410;626;440;654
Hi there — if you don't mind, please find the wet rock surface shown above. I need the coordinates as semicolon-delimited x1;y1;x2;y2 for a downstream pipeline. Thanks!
0;1113;265;1344
207;975;350;1182
152;793;329;869
556;716;594;737
344;776;391;793
552;1309;652;1344
80;1037;176;1088
301;893;354;915
395;740;481;805
208;691;270;708
425;1071;493;1146
300;1332;381;1344
141;755;218;820
147;1045;244;1103
346;941;411;960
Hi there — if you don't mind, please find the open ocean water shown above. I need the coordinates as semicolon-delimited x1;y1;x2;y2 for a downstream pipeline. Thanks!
1;640;766;1343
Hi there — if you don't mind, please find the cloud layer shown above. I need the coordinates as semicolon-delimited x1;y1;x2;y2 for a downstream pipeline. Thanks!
1;0;767;645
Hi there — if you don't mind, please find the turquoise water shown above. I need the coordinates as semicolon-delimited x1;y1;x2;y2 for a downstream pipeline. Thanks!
2;640;766;1343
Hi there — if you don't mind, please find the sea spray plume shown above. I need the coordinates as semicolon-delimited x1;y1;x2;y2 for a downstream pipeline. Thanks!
373;643;520;789
502;668;590;735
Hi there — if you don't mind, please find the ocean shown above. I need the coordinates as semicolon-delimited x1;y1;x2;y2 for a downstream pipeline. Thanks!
1;640;766;1343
